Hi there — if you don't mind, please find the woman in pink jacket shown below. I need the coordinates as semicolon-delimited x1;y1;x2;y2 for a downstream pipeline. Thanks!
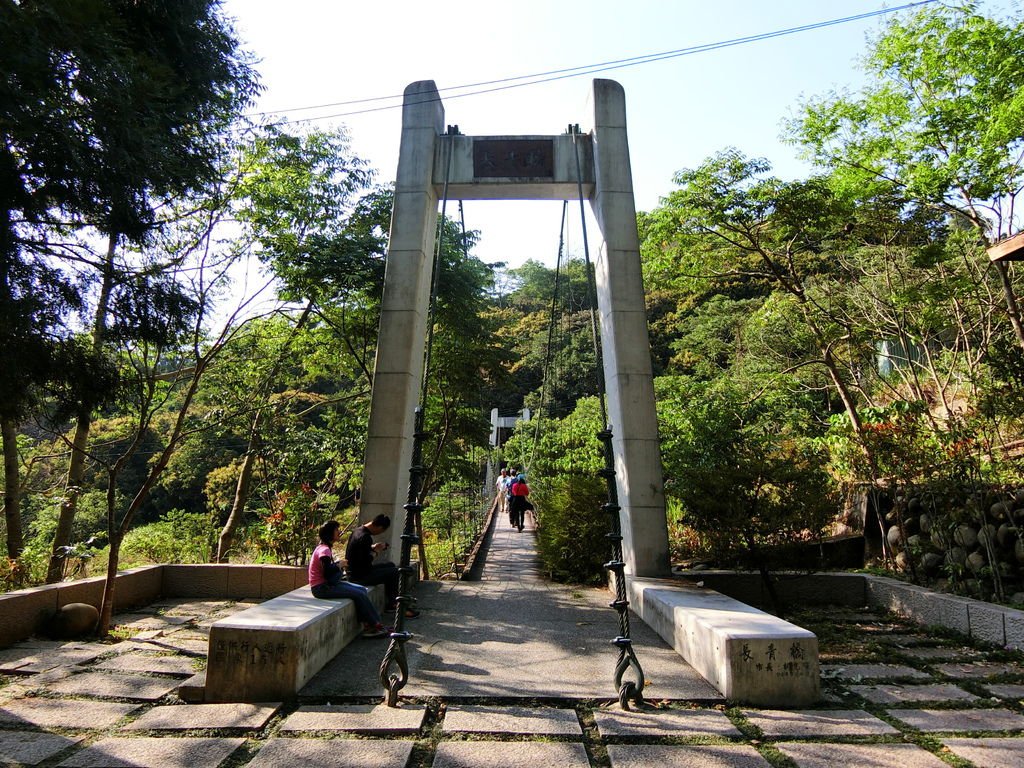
509;473;530;532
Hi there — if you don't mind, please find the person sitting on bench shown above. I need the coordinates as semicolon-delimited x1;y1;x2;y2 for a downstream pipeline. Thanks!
346;514;420;619
309;520;388;638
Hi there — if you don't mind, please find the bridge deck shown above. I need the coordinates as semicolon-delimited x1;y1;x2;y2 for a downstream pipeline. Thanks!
300;514;721;701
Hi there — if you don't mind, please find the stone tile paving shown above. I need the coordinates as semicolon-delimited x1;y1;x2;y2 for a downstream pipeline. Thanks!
5;531;1024;767
873;633;940;646
606;744;771;768
847;682;981;704
45;670;182;701
433;741;591;768
279;703;426;733
0;644;107;675
896;645;981;660
442;704;580;735
936;661;1024;679
123;702;280;731
985;683;1024;700
57;736;245;767
129;636;209;655
111;613;196;629
246;738;414;768
742;708;899;737
887;707;1024;732
847;621;907;634
820;662;931;680
0;730;82;765
942;737;1024;768
147;599;231;616
593;706;740;737
776;742;950;767
94;652;199;676
0;698;139;728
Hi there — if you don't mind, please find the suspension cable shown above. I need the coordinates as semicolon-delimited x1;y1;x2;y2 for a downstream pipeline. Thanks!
526;201;569;475
379;125;459;708
569;123;645;710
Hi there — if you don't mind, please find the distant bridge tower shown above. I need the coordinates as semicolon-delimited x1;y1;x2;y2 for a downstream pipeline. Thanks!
489;407;530;448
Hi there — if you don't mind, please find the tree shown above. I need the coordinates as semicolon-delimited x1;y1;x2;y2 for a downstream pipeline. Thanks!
790;3;1024;348
0;0;264;581
644;150;869;436
657;378;836;614
88;231;273;634
213;127;380;561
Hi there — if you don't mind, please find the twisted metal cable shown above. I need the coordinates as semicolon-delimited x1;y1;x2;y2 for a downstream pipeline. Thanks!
379;407;427;706
570;124;645;709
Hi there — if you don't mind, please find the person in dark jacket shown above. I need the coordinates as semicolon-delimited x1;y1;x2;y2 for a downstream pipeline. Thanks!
346;514;420;619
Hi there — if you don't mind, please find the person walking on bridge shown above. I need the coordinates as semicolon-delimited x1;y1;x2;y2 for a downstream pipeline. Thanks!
504;468;518;528
495;468;509;518
509;473;531;532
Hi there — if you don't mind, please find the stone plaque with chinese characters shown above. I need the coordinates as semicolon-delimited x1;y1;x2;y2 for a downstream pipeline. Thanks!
473;139;554;178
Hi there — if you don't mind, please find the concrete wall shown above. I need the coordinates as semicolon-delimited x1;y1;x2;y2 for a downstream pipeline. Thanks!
675;570;868;610
161;564;306;599
0;564;307;648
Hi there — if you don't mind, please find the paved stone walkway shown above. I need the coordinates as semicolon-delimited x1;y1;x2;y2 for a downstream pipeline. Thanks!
0;514;1023;766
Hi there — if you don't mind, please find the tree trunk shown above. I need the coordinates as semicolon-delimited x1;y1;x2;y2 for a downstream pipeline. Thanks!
2;417;24;558
96;530;122;637
415;508;429;581
215;301;314;563
744;531;783;618
46;412;90;582
994;261;1024;353
47;233;117;582
216;442;258;562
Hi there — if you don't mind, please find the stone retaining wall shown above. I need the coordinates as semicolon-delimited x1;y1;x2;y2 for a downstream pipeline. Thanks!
676;570;1024;650
0;564;307;648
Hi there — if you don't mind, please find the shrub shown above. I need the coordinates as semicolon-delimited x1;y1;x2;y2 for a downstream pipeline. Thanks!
121;509;217;564
534;474;609;584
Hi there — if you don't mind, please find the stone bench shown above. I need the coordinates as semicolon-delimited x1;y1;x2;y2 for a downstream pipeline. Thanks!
628;577;820;706
202;584;385;702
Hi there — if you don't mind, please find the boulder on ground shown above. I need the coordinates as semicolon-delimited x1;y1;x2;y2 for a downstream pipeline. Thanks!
42;603;98;640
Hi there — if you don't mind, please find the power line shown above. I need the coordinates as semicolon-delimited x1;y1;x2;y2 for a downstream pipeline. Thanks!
247;1;938;125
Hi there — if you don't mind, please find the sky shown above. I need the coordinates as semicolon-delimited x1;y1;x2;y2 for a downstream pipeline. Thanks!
221;0;1006;270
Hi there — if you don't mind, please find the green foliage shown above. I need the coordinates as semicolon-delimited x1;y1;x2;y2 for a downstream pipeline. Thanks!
420;484;488;578
658;377;837;567
501;396;609;583
504;396;604;481
1;0;259;240
120;510;217;565
533;474;609;585
3;512;61;588
791;4;1024;237
242;485;332;566
236;127;382;304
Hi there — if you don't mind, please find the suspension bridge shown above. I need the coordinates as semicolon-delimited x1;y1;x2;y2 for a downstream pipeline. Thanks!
304;511;719;700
